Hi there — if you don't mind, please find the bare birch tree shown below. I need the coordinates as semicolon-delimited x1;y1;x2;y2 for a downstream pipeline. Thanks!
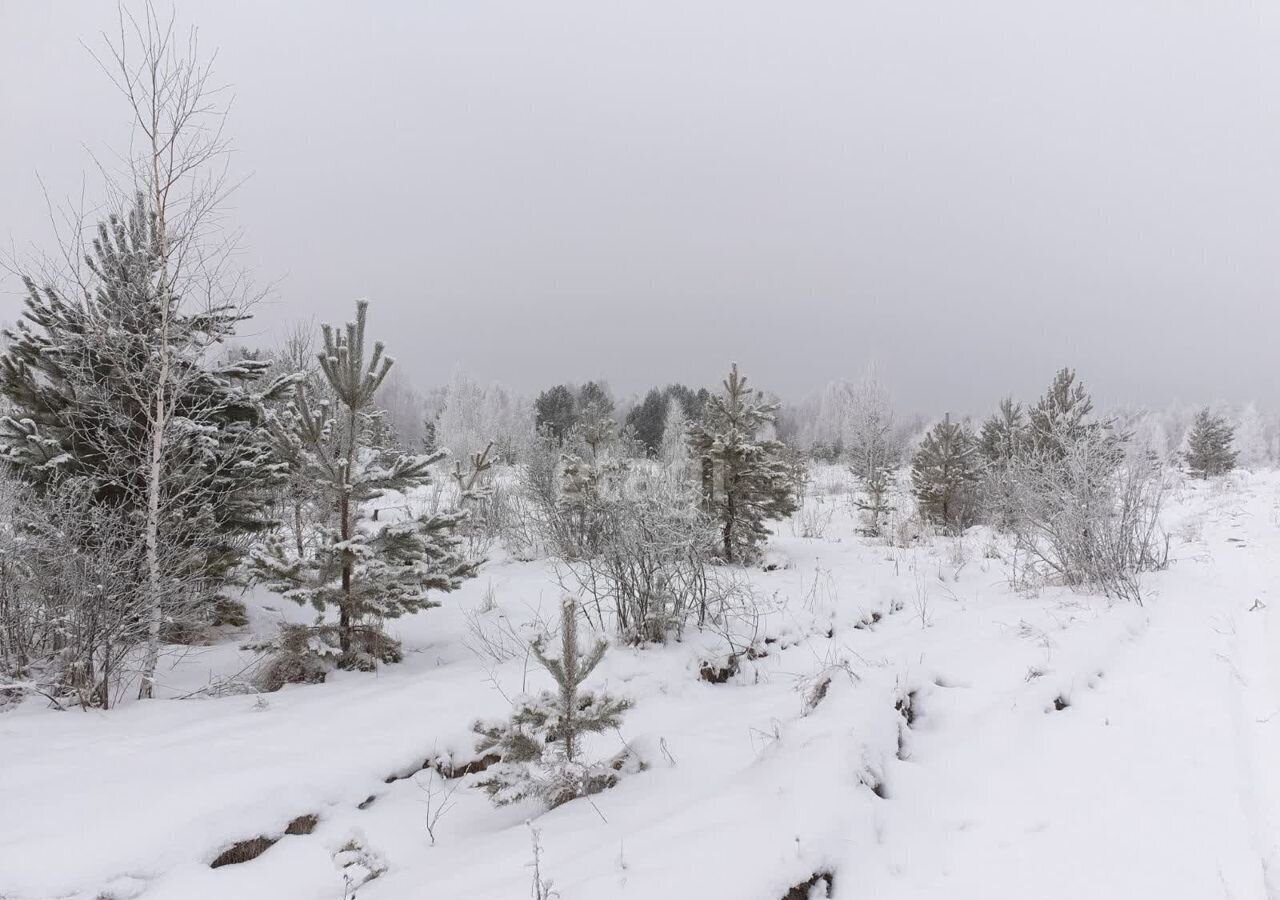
89;4;264;697
0;4;277;703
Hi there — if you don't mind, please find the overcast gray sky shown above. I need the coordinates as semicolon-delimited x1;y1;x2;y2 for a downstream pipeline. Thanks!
2;1;1279;413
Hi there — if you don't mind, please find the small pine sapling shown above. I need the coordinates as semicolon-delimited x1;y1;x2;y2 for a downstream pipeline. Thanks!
978;397;1027;466
1184;408;1238;479
688;363;799;563
911;414;983;530
251;301;480;672
242;623;341;692
853;467;895;538
474;596;636;809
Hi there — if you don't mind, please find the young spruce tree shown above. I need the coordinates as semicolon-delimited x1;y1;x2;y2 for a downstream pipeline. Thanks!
250;301;478;670
911;414;983;529
1184;408;1238;479
844;374;900;537
689;363;799;563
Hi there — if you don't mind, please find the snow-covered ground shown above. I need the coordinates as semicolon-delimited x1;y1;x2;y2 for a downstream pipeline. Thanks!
4;469;1280;900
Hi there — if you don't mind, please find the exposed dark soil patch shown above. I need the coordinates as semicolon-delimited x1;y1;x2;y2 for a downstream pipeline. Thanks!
434;752;501;779
1052;695;1070;712
853;610;883;630
384;763;421;784
895;690;918;726
781;870;835;900
804;674;832;714
211;836;276;868
700;653;740;684
385;750;503;784
209;813;319;868
284;813;318;835
862;771;889;799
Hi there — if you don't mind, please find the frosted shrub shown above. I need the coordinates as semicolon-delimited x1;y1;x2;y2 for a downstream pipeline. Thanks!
0;476;192;708
1003;423;1168;604
557;475;718;644
702;572;777;661
245;623;341;692
792;493;835;539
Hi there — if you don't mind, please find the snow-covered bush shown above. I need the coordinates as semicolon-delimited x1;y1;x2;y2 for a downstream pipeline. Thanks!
792;492;835;539
547;454;719;643
0;475;203;708
513;427;632;561
473;597;637;809
244;623;340;692
512;420;722;642
553;454;632;560
1003;424;1169;603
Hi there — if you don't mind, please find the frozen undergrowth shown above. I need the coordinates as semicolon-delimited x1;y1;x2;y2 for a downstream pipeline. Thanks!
2;471;1279;899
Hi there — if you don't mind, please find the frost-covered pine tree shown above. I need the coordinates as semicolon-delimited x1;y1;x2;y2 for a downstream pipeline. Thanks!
1028;368;1107;459
975;397;1029;530
911;414;983;529
474;596;634;809
0;198;288;639
577;381;614;432
688;363;800;563
843;371;900;536
844;371;899;480
250;301;478;670
978;397;1027;466
535;384;578;446
1184;408;1238;479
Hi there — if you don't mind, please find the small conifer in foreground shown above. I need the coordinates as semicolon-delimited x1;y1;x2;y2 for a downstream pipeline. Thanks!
473;596;636;809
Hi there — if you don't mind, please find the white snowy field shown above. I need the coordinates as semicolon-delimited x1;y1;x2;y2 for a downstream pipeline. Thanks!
3;469;1280;900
